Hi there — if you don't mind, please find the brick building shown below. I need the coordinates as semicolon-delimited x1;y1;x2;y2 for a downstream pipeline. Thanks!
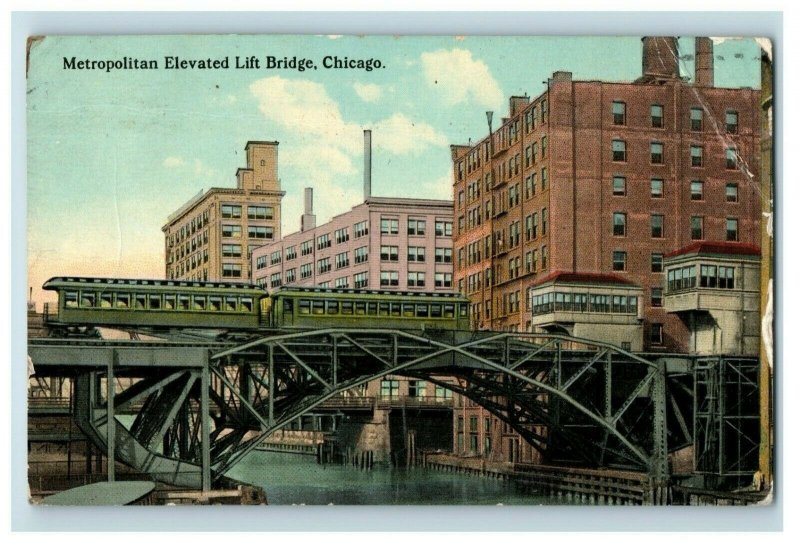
162;142;285;282
451;37;761;352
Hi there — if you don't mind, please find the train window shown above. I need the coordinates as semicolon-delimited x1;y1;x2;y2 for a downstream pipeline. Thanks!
64;292;78;308
367;302;378;315
416;304;429;318
443;304;455;318
209;296;222;311
390;304;401;317
378;302;389;316
312;300;325;315
80;292;95;308
241;297;253;312
149;294;161;310
177;295;190;310
430;304;443;318
460;304;468;317
341;301;354;315
164;294;176;310
298;299;311;314
135;294;147;310
116;293;130;309
326;301;339;315
283;299;293;313
402;304;415;317
225;297;238;311
355;301;367;315
100;293;113;308
193;296;207;311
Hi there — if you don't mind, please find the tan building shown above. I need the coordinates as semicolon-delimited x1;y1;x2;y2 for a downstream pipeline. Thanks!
162;142;285;282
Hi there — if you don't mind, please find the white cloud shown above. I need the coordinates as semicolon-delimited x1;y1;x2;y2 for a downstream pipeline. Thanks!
372;113;447;154
353;82;382;103
162;156;186;168
420;48;504;110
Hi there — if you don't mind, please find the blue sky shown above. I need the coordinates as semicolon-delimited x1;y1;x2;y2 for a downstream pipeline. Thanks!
27;35;762;305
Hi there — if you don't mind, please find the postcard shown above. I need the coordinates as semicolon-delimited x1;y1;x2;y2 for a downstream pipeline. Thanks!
26;34;774;507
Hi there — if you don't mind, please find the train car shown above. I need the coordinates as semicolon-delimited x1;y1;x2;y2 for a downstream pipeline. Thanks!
42;277;268;330
268;286;470;331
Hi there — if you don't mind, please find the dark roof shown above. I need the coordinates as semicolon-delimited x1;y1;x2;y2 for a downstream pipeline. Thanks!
531;271;637;288
43;276;265;291
665;241;761;259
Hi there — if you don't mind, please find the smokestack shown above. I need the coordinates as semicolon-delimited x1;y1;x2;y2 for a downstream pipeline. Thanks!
641;37;680;80
363;129;372;201
695;37;714;87
300;187;316;232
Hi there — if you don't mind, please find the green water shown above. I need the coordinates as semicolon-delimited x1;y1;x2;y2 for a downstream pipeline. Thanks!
227;451;561;505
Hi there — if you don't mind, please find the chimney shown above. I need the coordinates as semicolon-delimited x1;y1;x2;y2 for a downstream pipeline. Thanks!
695;37;714;87
300;187;316;232
641;37;680;80
363;129;372;201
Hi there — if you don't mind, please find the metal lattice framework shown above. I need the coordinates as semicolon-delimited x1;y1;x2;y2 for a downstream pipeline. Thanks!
29;330;687;491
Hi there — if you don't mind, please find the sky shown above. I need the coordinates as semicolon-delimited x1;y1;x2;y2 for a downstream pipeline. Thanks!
26;35;762;306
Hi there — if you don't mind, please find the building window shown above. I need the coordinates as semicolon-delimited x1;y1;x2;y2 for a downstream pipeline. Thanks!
270;273;282;288
435;272;453;288
381;218;399;235
435;247;452;263
613;212;627;236
408;219;426;236
380;271;399;287
726;218;739;241
335;277;349;289
317;257;331;274
690;145;703;167
435;221;453;237
380;245;398;261
335;227;350;244
222;244;241;258
691;216;704;240
222;225;242;238
726;110;739;134
612;251;627;271
651;178;664;198
651;214;664;238
651;287;663;307
248;206;273;220
408;246;426;262
354;220;369;238
222;263;242;278
651;253;664;273
380;379;399;399
612;101;626;125
612;140;627;162
650;323;664;345
651;104;664;128
317;233;331;250
354;246;368;264
613;176;626;196
248;226;273;240
300;240;313;256
541;245;548;269
285;268;296;283
541;168;548;191
300;263;312;279
270;250;281;265
407;271;426;288
221;204;241;219
335;252;349;269
286;246;297;260
726;147;738;169
541;208;548;236
256;254;267;270
541;136;548;158
650;142;664;164
726;183;739;203
690;107;703;131
354;272;368;289
691;180;704;201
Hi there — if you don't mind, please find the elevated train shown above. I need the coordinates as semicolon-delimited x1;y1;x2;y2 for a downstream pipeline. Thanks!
42;276;471;333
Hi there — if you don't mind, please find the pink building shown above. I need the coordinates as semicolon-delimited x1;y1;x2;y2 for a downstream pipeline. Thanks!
251;191;455;292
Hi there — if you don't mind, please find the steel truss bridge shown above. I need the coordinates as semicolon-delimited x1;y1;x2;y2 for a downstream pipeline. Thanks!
28;329;755;495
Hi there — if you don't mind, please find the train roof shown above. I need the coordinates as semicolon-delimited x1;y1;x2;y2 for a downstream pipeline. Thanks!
270;286;469;301
43;276;267;293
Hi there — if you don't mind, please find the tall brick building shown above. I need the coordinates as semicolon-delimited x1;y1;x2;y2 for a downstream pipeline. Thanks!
163;142;285;282
451;37;761;352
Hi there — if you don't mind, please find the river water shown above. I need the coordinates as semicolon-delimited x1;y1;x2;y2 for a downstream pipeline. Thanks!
227;451;563;505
